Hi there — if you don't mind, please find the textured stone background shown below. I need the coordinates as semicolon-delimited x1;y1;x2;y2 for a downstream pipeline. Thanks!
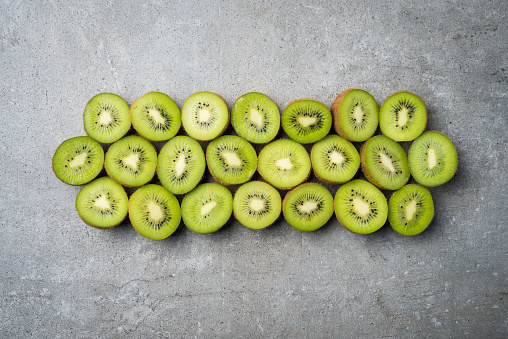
1;0;507;337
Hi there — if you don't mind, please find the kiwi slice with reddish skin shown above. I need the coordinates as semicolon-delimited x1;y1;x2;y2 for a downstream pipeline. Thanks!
281;99;332;144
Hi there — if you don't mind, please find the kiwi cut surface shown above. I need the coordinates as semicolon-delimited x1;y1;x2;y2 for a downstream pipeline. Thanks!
408;131;457;187
206;135;257;185
181;91;229;141
130;92;181;141
334;179;388;234
52;136;104;186
283;183;334;232
311;135;360;184
231;92;280;144
181;183;233;234
75;177;128;229
281;99;332;143
388;184;434;236
258;139;311;190
105;135;157;187
331;88;379;142
83;93;131;144
360;135;410;190
233;181;281;230
128;184;181;240
379;91;427;141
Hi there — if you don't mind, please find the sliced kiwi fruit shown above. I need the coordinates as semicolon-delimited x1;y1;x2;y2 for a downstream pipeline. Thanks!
52;136;104;185
311;135;360;184
330;88;379;142
130;92;181;141
83;93;131;143
231;92;280;144
281;99;332;144
75;177;128;229
206;135;257;185
181;183;233;234
258;139;311;190
334;179;388;234
360;135;410;190
181;91;229;141
379;91;427;141
105;135;157;187
388;184;434;236
282;183;334;232
128;184;181;240
408;131;458;187
157;135;206;194
233;181;281;230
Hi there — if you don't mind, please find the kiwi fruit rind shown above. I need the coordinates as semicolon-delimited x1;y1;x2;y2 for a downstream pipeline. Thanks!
360;135;410;190
233;181;281;230
231;92;280;144
105;135;157;187
281;99;332;144
181;91;229;141
330;88;379;142
388;184;434;236
283;183;334;232
75;177;128;229
379;91;427;141
52;136;104;186
181;183;233;234
128;184;181;240
311;134;360;184
258;139;311;190
206;135;257;185
408;131;458;187
130;92;181;141
334;179;388;234
83;93;131;144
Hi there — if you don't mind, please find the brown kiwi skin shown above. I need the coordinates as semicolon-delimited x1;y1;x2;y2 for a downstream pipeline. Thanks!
359;139;391;190
104;144;158;188
379;91;427;140
330;88;360;141
282;182;319;221
182;92;230;140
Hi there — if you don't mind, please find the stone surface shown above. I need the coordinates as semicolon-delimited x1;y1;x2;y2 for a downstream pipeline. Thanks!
1;0;506;337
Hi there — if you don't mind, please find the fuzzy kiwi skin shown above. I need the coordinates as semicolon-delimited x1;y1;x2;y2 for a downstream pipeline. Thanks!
330;88;359;141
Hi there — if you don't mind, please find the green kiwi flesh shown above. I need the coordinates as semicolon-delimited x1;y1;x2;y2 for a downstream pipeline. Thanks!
83;93;131;143
181;183;233;234
128;184;181;240
281;99;332;143
231;92;280;144
388;184;434;236
130;92;181;141
75;177;128;229
408;131;458;187
105;135;157;187
233;181;281;229
334;179;388;234
52;136;104;185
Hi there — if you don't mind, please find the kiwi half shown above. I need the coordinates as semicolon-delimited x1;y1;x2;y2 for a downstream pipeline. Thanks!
330;88;379;142
231;92;280;144
379;91;427;141
388;184;434;236
181;183;233;234
283;183;334;232
75;177;128;229
360;135;410;190
181;91;229;141
52;136;104;186
128;184;181;240
311;134;360;184
281;99;332;144
233;181;281;230
408;131;458;187
334;179;388;234
105;135;157;187
83;93;131;144
130;92;181;141
206;135;257;185
258;139;311;190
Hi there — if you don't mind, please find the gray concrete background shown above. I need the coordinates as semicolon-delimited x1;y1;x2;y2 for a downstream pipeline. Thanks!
1;0;506;337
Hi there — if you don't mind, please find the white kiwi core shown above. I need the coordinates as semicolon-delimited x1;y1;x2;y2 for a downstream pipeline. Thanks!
298;116;317;127
99;110;113;125
249;108;264;128
353;105;364;124
69;153;88;168
249;198;265;212
122;153;140;170
427;148;437;169
148;109;165;124
397;106;409;127
223;152;242;167
275;157;293;170
379;152;396;173
405;200;417;221
198;108;211;123
200;201;217;216
94;195;111;210
147;201;164;221
329;151;345;165
175;153;187;177
299;201;318;214
353;198;370;217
